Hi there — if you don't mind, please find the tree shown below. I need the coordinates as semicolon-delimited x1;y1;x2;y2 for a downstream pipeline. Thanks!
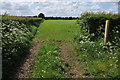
38;13;45;19
69;17;72;20
33;15;37;17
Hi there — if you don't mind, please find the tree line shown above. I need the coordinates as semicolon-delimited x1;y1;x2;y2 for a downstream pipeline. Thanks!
34;13;78;20
45;17;78;20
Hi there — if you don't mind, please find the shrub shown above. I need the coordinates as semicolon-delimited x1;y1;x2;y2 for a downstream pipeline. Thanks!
1;15;42;77
77;12;120;44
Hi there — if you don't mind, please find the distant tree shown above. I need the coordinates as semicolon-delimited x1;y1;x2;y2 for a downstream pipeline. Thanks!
69;17;72;20
33;15;37;17
38;13;45;19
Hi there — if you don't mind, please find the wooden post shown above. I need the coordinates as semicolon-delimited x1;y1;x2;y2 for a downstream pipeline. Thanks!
104;20;110;44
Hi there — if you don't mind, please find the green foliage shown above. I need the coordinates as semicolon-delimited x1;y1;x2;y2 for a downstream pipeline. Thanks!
38;13;45;19
1;15;42;77
74;12;120;78
74;34;119;78
32;42;66;78
2;15;42;27
77;12;120;44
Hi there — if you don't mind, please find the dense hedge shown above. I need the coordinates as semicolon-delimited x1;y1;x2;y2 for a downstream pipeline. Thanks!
77;12;120;44
1;15;43;77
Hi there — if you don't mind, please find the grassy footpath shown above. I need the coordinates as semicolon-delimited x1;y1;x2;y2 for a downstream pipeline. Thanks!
32;20;80;78
32;42;66;78
33;20;79;41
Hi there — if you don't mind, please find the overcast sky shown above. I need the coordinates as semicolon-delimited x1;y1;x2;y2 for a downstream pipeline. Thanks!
1;0;119;17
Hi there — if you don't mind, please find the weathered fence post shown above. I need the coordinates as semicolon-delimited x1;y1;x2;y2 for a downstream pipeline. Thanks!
104;20;110;44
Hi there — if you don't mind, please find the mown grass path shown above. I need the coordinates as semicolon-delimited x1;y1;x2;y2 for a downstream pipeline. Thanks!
32;20;86;78
33;20;79;41
15;20;84;78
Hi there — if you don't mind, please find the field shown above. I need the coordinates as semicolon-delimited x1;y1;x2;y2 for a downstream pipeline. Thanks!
32;19;119;78
34;20;79;41
2;13;120;78
32;20;81;78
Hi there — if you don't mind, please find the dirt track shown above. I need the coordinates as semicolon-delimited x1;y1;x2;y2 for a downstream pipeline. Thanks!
14;41;88;78
58;42;83;78
14;41;43;78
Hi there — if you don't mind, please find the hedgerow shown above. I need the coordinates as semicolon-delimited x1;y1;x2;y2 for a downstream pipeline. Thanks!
1;15;43;77
75;12;120;78
77;12;120;44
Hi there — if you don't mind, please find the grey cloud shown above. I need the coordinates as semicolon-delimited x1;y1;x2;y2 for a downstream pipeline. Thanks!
14;4;30;10
1;2;34;16
34;1;54;7
1;1;118;16
2;2;13;10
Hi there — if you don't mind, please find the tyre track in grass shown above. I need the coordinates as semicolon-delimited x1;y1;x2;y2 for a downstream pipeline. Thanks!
13;20;87;78
14;41;43;78
57;41;89;78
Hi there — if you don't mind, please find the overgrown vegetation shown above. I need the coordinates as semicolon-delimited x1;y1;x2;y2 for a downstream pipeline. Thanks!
75;12;120;78
1;15;42;77
77;12;120;44
32;42;66;78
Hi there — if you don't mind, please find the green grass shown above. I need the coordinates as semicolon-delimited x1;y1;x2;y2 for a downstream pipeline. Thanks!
34;20;80;41
32;42;66;78
32;20;80;78
77;41;119;78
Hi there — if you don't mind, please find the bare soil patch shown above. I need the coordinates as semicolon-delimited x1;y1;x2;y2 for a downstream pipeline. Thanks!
14;41;43;78
58;42;83;78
